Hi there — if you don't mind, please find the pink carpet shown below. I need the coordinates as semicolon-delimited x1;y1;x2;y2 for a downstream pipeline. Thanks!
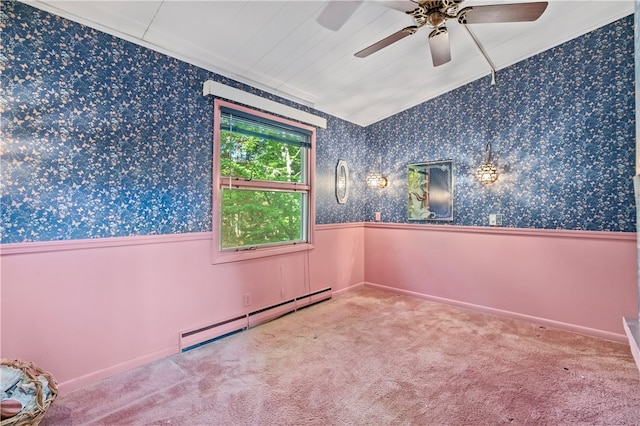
42;287;640;425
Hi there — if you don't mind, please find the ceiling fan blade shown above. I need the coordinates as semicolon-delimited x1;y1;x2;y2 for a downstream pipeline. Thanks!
428;28;451;67
459;2;548;24
355;26;419;58
317;1;363;31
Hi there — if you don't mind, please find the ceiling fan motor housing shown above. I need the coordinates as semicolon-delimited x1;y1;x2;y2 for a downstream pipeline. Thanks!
410;0;465;28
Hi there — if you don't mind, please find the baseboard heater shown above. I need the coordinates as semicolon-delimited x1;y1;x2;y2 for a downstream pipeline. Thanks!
180;287;332;352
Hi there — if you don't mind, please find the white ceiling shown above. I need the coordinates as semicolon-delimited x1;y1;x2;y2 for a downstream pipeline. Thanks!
26;0;634;126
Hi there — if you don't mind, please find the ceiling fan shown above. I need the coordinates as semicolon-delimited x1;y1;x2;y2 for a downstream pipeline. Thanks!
319;0;548;67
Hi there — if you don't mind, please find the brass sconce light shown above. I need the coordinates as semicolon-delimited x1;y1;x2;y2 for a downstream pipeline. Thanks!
366;172;388;188
366;157;388;188
476;142;498;184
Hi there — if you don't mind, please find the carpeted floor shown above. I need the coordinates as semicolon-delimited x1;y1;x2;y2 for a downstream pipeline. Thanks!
42;286;640;425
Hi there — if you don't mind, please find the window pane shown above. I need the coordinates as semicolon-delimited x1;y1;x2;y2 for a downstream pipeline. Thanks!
220;189;304;250
219;112;307;183
220;131;304;182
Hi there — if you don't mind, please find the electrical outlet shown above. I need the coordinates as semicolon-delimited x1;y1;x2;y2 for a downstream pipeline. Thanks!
244;293;251;306
489;214;503;226
375;212;381;222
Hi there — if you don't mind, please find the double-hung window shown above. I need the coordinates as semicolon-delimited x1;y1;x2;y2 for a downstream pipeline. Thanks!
212;99;315;263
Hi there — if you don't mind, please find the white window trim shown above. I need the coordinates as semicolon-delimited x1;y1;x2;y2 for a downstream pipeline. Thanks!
211;99;316;264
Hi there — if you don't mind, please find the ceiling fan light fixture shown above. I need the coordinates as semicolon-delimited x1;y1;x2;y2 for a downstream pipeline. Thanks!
427;12;446;28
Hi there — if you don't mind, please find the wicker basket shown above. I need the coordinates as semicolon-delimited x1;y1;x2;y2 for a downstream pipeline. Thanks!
1;359;57;426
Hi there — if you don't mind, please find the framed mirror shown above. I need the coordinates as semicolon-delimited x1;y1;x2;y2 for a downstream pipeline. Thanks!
408;160;453;221
336;160;349;204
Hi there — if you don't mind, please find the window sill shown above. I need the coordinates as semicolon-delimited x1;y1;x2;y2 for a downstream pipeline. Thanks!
211;242;315;264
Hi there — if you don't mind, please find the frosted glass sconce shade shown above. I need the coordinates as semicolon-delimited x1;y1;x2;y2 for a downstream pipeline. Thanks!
366;172;388;188
367;157;388;188
476;142;498;184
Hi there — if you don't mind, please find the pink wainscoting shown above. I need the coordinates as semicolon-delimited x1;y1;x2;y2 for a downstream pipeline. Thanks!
310;223;365;296
2;222;635;395
364;223;638;342
0;224;365;394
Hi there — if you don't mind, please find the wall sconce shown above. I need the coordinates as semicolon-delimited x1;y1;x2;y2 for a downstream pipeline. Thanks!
476;142;499;184
366;172;388;188
366;157;388;188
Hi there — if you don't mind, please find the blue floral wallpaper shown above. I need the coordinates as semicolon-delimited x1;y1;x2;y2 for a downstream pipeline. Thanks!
1;3;212;241
0;1;635;243
365;15;635;232
315;116;368;225
0;1;367;243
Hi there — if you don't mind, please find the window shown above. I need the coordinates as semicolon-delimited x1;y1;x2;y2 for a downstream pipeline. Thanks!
212;99;315;263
